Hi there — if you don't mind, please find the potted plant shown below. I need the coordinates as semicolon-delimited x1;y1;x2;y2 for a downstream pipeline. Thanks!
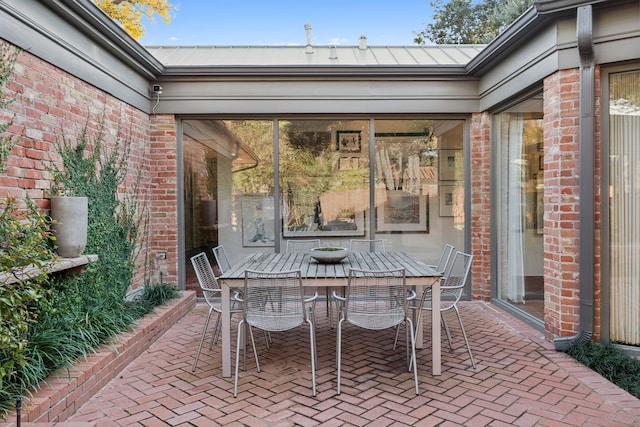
49;195;88;258
46;128;92;259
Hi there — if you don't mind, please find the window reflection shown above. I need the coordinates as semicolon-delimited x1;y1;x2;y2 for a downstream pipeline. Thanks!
279;120;369;238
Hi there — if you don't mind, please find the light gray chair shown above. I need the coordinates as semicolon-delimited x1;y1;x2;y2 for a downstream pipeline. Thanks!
413;251;476;369
234;269;318;397
212;244;232;275
190;252;242;372
333;267;419;395
285;239;321;253
428;243;454;275
285;239;331;317
349;239;386;252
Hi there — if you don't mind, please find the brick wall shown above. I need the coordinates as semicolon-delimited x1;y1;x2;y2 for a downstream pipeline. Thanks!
543;68;582;339
470;112;492;301
148;114;179;284
0;41;173;291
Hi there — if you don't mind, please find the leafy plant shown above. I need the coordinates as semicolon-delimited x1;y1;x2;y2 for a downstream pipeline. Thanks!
0;198;55;410
0;43;20;173
0;41;57;417
567;340;640;399
0;114;161;419
126;283;180;318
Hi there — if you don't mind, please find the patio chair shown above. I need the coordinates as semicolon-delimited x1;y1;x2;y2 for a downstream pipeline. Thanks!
349;239;386;252
234;269;318;397
428;243;454;275
285;239;331;316
333;267;419;395
412;251;476;369
285;239;321;252
212;244;232;275
190;252;242;372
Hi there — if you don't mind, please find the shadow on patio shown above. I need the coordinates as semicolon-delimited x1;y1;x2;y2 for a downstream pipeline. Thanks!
47;301;640;425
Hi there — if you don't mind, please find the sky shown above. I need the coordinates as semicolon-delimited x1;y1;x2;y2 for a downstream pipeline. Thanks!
139;0;436;47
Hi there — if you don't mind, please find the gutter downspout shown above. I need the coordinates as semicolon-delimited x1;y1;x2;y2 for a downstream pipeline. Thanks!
555;4;596;351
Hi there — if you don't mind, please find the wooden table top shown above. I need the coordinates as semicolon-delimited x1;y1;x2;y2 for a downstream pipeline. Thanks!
219;251;440;283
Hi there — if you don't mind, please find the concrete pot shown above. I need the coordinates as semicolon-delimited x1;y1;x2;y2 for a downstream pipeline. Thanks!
51;196;88;258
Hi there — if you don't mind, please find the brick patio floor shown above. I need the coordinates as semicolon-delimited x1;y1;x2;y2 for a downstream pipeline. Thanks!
49;302;640;425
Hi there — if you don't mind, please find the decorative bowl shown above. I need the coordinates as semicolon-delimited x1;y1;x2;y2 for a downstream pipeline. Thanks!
309;247;348;264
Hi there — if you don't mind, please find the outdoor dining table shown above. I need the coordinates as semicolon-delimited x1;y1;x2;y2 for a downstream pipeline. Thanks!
218;251;442;377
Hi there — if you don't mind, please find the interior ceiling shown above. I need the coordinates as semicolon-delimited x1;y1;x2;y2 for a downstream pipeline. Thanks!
183;120;258;167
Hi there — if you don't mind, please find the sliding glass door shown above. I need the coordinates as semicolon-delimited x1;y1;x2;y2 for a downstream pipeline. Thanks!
494;96;544;321
608;68;640;345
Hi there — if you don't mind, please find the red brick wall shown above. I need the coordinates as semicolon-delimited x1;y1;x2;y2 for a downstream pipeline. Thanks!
0;41;176;290
470;112;492;301
543;68;583;339
148;114;179;284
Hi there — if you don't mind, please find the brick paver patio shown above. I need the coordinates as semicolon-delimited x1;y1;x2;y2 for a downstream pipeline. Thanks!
11;301;640;426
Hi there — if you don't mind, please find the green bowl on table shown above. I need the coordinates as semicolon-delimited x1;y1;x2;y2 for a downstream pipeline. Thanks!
309;247;348;264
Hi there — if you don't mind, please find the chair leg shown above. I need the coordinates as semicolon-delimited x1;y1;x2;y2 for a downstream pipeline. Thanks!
192;308;214;372
394;306;418;349
407;319;420;395
210;313;222;348
336;318;344;394
248;324;261;372
233;319;245;397
453;305;476;369
307;319;317;396
441;312;454;350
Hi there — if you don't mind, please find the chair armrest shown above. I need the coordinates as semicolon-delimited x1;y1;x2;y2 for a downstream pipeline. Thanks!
332;289;346;302
304;291;319;303
232;291;244;303
406;289;417;301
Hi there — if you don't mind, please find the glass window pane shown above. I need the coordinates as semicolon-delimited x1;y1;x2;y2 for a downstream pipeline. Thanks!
494;98;544;320
609;69;640;345
279;120;369;246
183;119;274;281
374;119;465;260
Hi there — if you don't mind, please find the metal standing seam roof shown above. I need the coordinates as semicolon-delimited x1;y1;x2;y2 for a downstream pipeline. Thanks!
144;45;486;67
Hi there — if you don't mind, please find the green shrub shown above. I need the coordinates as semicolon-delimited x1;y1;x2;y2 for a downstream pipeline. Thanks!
567;340;640;399
0;197;55;412
0;112;164;419
126;283;181;318
0;43;19;172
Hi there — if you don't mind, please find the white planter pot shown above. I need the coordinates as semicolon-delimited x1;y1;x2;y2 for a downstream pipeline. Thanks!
50;196;88;258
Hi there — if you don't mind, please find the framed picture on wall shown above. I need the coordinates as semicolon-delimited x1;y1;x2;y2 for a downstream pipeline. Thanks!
336;130;362;153
376;192;429;233
439;185;459;217
242;195;275;247
438;149;461;181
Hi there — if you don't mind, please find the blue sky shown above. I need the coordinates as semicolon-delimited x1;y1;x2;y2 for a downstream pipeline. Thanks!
139;0;435;46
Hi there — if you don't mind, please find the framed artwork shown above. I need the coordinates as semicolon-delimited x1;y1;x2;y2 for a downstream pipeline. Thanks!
438;149;461;181
336;130;362;153
439;185;459;217
376;192;428;233
287;130;331;149
242;196;275;247
283;210;365;237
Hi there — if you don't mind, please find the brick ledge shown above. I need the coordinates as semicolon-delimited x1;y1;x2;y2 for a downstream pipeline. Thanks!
1;291;196;426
